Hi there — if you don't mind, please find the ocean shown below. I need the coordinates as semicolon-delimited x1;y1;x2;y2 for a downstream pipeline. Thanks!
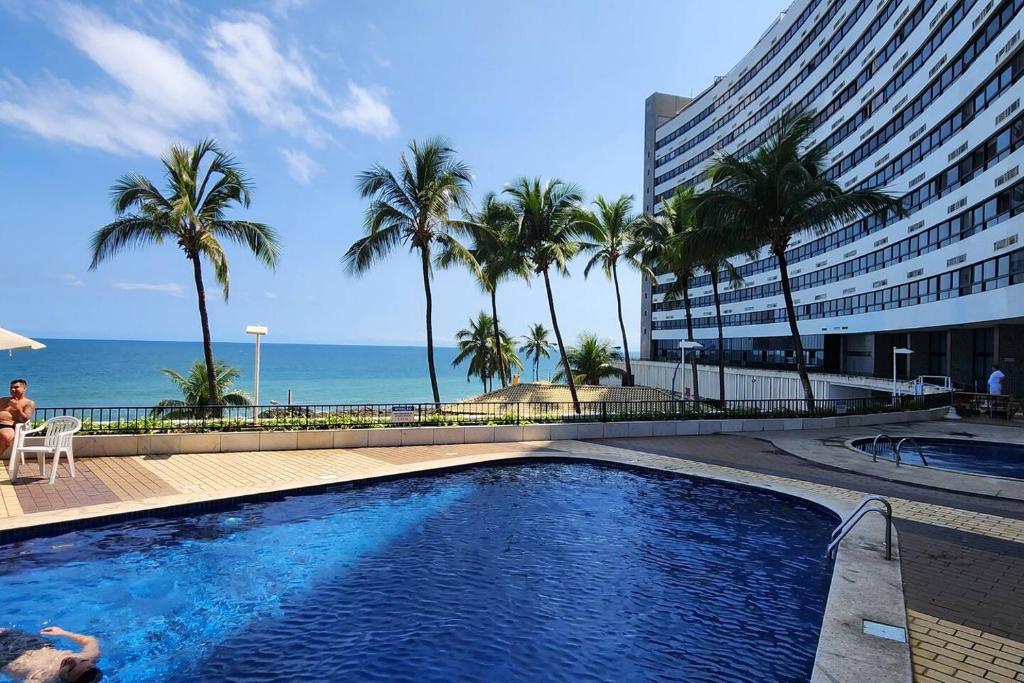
1;339;560;408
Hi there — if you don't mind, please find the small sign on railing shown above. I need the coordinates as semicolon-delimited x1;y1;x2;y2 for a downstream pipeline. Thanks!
391;405;416;424
835;401;848;415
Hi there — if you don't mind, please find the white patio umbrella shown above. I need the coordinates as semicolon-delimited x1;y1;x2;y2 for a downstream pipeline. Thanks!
0;327;45;354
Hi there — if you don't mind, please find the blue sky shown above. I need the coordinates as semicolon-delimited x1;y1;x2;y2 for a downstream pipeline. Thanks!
0;0;788;347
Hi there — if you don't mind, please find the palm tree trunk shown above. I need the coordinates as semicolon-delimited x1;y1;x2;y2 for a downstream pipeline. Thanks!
419;247;441;403
774;245;815;409
490;288;507;387
542;268;580;413
189;253;219;407
611;264;632;386
682;275;700;399
710;269;726;403
534;357;540;382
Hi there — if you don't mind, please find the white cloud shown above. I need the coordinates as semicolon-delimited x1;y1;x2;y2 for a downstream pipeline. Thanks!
0;3;399;158
0;73;178;156
205;15;320;137
61;273;84;287
264;290;278;299
327;83;397;139
58;2;223;124
0;3;223;156
280;147;320;183
113;281;185;297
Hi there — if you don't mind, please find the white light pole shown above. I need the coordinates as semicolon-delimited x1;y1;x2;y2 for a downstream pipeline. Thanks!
246;325;268;408
680;340;703;401
892;347;913;398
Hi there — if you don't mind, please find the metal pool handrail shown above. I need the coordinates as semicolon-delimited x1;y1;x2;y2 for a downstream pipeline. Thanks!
870;434;893;462
895;438;928;466
827;495;893;561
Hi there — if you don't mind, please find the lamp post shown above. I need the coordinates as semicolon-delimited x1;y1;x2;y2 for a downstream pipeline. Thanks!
892;347;913;398
671;340;703;400
246;325;268;409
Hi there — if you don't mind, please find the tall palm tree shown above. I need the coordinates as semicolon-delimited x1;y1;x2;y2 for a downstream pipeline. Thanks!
675;229;744;402
445;194;528;388
91;139;280;405
505;177;586;413
519;323;554;382
578;194;650;386
633;187;701;399
344;137;477;403
695;109;901;406
553;333;625;386
151;360;251;419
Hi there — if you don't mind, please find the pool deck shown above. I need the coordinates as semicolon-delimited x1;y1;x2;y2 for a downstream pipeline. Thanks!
1;420;1022;683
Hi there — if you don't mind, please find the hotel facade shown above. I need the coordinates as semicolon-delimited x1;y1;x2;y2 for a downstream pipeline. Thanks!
642;0;1024;392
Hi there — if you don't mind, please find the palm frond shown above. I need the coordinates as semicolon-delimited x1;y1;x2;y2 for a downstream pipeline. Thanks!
89;217;170;270
211;220;281;270
342;224;405;275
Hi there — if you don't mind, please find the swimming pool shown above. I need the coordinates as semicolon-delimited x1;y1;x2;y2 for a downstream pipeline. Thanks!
0;461;836;682
854;438;1024;480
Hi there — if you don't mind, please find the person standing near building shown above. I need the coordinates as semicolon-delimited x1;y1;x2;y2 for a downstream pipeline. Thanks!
988;365;1006;395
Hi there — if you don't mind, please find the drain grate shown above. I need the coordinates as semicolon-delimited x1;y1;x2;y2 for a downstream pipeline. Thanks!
863;620;907;642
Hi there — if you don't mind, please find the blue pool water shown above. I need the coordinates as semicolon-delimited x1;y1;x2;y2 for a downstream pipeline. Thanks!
856;438;1024;479
0;462;836;682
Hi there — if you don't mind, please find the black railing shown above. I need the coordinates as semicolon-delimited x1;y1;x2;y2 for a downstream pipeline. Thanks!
30;393;951;435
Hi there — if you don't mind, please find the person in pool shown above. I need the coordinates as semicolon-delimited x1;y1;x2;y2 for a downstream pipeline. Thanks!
0;378;35;455
0;626;101;682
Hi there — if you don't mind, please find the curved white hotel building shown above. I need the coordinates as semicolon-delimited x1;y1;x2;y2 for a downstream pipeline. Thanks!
642;0;1024;391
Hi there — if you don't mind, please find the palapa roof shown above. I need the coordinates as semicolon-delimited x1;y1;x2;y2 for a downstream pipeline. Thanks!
461;382;674;404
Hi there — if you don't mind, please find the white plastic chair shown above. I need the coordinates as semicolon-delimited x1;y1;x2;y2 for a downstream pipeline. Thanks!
13;417;82;484
7;423;31;479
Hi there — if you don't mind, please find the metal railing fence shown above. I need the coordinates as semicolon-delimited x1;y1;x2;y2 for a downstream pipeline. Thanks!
28;393;951;435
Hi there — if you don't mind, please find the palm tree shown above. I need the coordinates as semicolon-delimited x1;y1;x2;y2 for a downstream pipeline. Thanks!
453;311;497;392
452;312;523;392
445;194;528;388
151;360;250;418
695;109;901;406
91;139;280;405
519;323;554;382
494;327;524;389
633;187;700;399
344;137;477;403
553;333;625;386
578;195;649;386
505;177;585;412
675;229;744;402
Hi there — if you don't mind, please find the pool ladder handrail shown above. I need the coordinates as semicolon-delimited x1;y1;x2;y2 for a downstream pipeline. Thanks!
895;437;928;466
827;495;893;561
870;434;893;462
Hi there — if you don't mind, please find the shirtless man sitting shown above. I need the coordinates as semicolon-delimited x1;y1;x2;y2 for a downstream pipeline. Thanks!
0;625;102;682
0;379;35;454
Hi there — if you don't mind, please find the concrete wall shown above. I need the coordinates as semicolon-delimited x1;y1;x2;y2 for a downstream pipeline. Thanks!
64;407;947;457
617;360;880;401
